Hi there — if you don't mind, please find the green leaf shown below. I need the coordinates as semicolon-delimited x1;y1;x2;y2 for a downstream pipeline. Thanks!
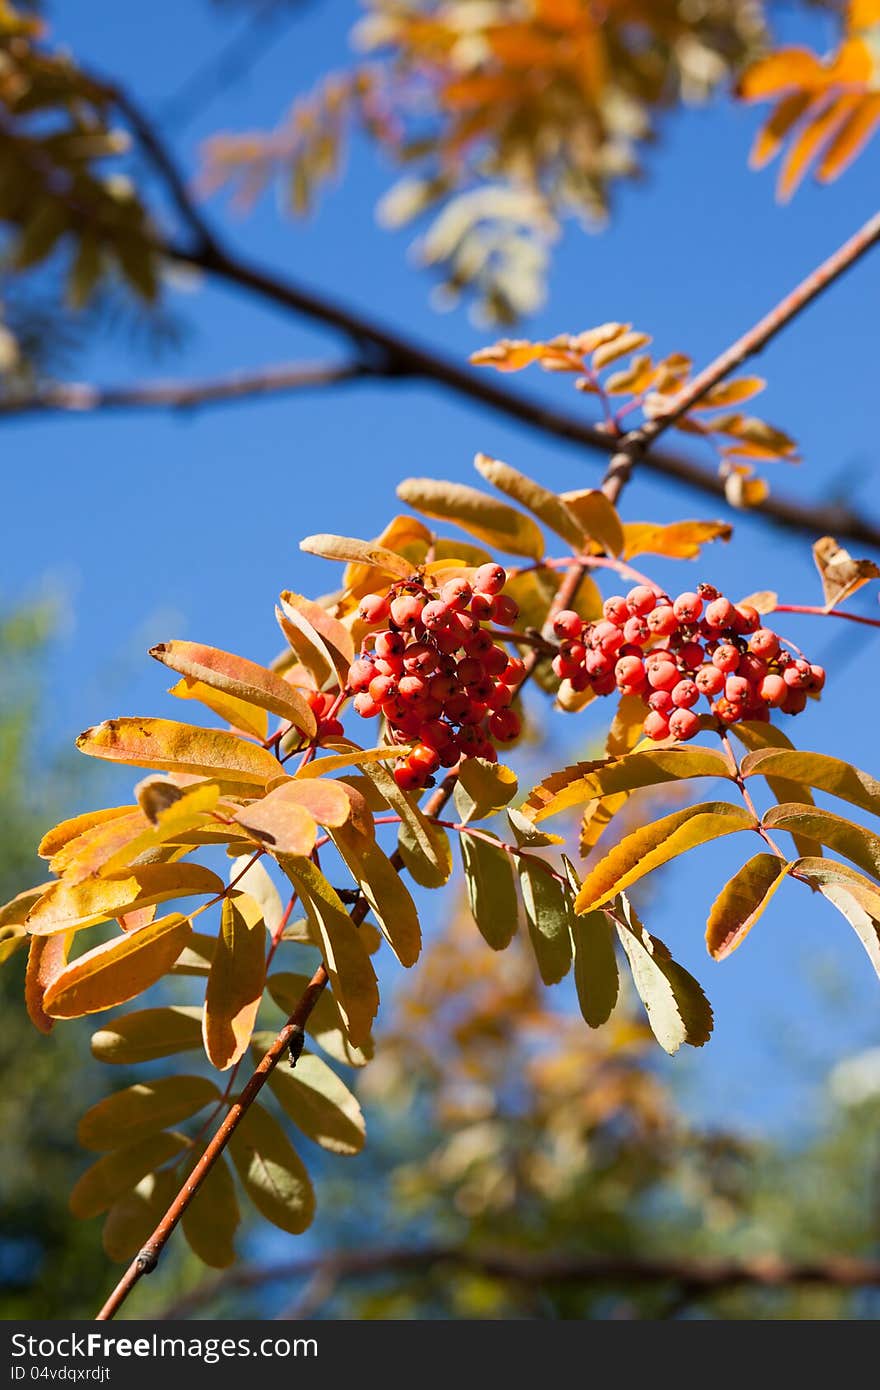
181;1154;240;1269
575;802;756;913
78;1076;221;1151
267;972;373;1068
203;893;267;1071
705;853;790;960
524;747;732;823
330;825;421;967
70;1132;190;1220
257;1038;365;1155
90;1006;204;1064
615;897;713;1055
518;857;573;985
474;453;585;549
763;804;880;882
362;761;452;888
454;758;518;824
102;1170;181;1263
280;857;379;1047
572;911;619;1028
228;1103;315;1235
741;749;880;820
460;832;519;951
396;477;544;559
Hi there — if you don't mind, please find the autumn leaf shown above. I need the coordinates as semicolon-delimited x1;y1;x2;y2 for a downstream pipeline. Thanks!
812;536;880;609
43;913;193;1018
75;718;281;786
151;640;317;737
26;863;222;937
203;893;267;1070
397;476;544;559
705;853;790;959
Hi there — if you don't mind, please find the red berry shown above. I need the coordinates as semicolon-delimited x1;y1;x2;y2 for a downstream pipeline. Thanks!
349;658;375;693
626;585;657;616
420;719;452;749
375;630;406;659
390;594;424;629
353;692;380;718
440;578;472;610
671;678;699;709
603;596;629;625
615;654;646;691
678;640;705;670
398;674;428;704
592;671;617;696
749;628;779;660
646;655;679;691
648;689;673;714
469;592;495;620
394;762;424;791
712;643;740;674
502;657;526;686
623;616;650;646
643;711;670;741
704;597;736;630
409;742;441;774
712;697;740;724
489;708;521;742
553;609;583;641
809;664;826;693
758;673;786;707
673;592;703;624
404;643;438;675
783;659;812;689
368;674;396;704
318;717;344;739
359;593;390;623
647;604;679;637
473;563;507;596
733;604;761;635
421;600;450;630
468;675;495;702
782;687;808;715
695;664;724;696
586;649;613;679
489;683;514;710
491;594;519;626
668;708;700;741
725;675;752;706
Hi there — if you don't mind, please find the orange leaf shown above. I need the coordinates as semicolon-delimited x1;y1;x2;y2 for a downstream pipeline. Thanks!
778;93;862;201
44;913;193;1018
750;91;813;169
26;862;223;937
203;893;267;1070
817;93;880;180
152;641;319;737
234;795;318;857
76;718;281;786
737;48;828;101
25;932;73;1033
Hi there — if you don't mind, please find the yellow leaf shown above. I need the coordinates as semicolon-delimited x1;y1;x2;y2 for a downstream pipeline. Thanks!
778;94;862;201
264;1045;366;1155
592;331;651;369
621;520;732;561
524;747;732;823
737;48;827;101
741;748;880;819
168;677;268;740
203;893;267;1070
292;744;407;778
750;91;813;169
763;803;880;880
299;533;412;578
38;806;133;860
813;535;880;608
474;452;585;549
78;1076;221;1151
396;476;544;559
575;803;756;913
44;913;193;1017
276;592;352;688
76;718;281;786
235;795;318;858
694;377;766;409
705;853;790;959
817;93;880;181
26;863;222;937
330;824;421;967
470;338;547;371
153;640;317;737
558;489;624;556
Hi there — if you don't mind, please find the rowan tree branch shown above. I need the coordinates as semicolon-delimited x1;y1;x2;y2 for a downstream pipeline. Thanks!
0;360;366;417
31;76;880;551
160;1244;880;1319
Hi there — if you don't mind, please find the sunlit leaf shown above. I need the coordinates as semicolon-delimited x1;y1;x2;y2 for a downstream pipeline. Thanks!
741;748;880;819
330;824;421;967
621;519;732;561
474;452;585;549
26;863;222;937
300;532;413;579
44;913;193;1018
453;757;518;824
812;535;880;609
763;803;880;881
25;931;72;1034
558;489;624;556
268;972;373;1068
362;760;452;887
705;853;790;960
523;747;732;823
152;640;317;737
75;718;281;786
397;476;544;559
575;802;756;913
256;1035;365;1155
203;893;267;1070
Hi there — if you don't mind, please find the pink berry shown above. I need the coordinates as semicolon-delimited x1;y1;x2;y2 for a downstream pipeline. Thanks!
358;593;390;623
473;563;507;596
695;664;724;696
673;592;703;624
626;585;657;616
647;605;679;637
491;594;519;626
440;578;472;610
375;630;406;660
648;689;673;714
553;610;583;641
809;664;826;693
643;711;671;741
603;596;629;625
749;628;779;660
783;659;812;689
646;655;679;691
421;600;450;630
724;675;752;705
469;591;494;620
622;616;650;646
348;658;375;693
671;679;699;709
733;604;761;635
390;593;424;629
353;692;380;718
704;597;736;630
668;708;700;741
615;654;646;691
758;673;787;707
712;643;740;674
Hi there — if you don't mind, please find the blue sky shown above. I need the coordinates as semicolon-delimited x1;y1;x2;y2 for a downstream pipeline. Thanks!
7;1;880;1136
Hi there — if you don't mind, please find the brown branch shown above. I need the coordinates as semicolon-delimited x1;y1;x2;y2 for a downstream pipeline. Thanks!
159;1245;880;1319
0;360;366;417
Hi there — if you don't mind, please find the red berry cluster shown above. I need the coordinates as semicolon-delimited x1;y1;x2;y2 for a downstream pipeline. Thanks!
349;564;525;790
305;689;344;741
551;583;824;743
